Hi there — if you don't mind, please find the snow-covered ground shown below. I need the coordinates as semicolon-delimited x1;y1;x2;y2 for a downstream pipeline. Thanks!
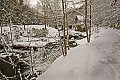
37;27;120;80
1;25;86;48
19;25;59;37
0;25;59;47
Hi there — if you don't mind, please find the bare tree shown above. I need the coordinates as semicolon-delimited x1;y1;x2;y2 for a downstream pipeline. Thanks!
85;0;89;43
39;0;65;54
62;0;67;56
84;0;92;43
88;0;92;42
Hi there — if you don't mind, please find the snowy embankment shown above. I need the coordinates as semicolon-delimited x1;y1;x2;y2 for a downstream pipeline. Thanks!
37;28;120;80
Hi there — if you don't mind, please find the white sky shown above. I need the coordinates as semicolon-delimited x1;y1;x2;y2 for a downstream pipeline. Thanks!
28;0;39;5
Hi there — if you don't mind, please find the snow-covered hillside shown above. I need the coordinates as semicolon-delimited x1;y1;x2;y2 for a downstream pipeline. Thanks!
37;28;120;80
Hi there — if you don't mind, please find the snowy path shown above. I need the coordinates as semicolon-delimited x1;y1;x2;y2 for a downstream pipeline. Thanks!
89;28;120;80
37;28;120;80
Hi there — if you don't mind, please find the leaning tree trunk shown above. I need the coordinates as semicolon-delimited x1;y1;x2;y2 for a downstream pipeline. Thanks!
85;0;89;43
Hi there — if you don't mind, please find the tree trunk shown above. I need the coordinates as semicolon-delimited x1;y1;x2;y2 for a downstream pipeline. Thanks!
1;17;3;34
9;19;12;42
65;1;69;50
62;0;67;56
30;47;34;75
56;19;64;54
85;0;89;43
44;0;47;29
1;23;3;34
88;0;92;42
24;24;25;30
44;16;47;29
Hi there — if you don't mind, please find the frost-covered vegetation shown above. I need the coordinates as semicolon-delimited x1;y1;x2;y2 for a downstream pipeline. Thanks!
0;0;120;80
